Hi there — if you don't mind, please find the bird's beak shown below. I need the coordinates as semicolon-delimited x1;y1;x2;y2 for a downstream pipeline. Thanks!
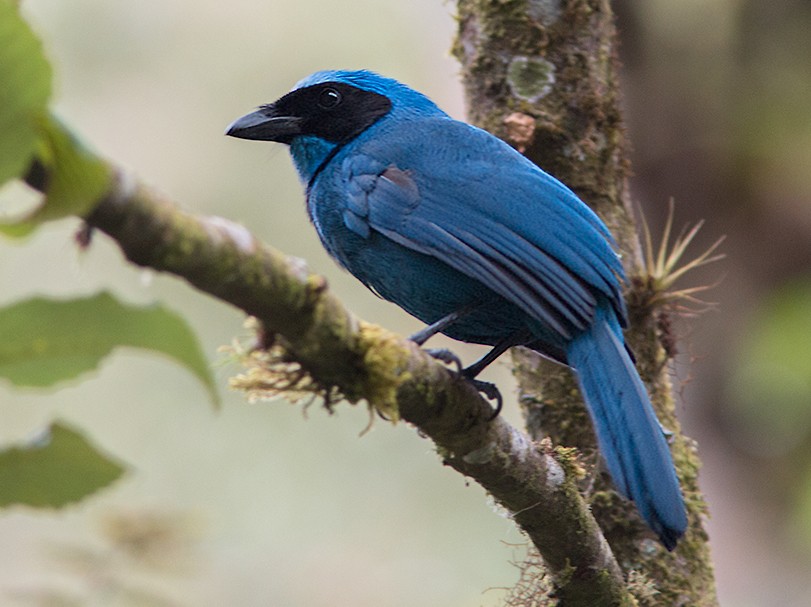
225;106;302;142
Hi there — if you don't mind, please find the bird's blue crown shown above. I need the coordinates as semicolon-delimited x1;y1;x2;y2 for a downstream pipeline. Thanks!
295;69;447;119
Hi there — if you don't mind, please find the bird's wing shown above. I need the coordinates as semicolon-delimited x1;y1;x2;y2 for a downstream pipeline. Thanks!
338;118;626;340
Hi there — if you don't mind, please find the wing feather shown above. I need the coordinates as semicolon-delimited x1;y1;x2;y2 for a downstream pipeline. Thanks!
339;118;627;341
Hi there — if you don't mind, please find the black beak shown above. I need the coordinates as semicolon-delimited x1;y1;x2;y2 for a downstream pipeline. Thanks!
225;106;303;143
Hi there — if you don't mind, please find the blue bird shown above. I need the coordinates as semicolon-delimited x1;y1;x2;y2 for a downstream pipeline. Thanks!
226;70;688;549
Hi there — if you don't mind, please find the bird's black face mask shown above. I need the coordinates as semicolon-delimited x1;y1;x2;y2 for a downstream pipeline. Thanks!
226;82;392;145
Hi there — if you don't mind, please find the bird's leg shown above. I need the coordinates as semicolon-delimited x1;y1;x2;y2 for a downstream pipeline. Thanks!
410;304;480;381
408;302;481;346
412;308;521;420
461;337;518;379
458;335;525;420
409;313;462;347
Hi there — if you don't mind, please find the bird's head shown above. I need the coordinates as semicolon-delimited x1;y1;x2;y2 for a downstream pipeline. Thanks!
226;70;445;181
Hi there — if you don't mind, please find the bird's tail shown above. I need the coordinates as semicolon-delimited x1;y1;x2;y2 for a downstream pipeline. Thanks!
565;303;687;550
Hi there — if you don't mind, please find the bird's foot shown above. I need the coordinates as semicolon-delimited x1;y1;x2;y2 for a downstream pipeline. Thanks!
466;377;503;420
423;349;502;420
423;348;464;372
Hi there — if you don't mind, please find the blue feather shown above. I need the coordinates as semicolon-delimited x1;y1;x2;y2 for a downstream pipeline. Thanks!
227;69;688;549
567;303;688;549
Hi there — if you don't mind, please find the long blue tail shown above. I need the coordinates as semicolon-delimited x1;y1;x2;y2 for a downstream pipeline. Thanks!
566;303;687;550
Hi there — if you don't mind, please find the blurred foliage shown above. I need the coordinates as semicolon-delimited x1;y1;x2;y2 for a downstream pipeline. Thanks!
733;1;811;201
617;1;811;438
792;467;811;555
727;280;811;458
0;0;51;185
0;292;217;402
0;422;125;508
615;0;811;601
6;509;199;606
0;0;216;514
0;114;112;238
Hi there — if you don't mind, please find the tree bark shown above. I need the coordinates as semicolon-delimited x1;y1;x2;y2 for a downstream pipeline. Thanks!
454;0;718;604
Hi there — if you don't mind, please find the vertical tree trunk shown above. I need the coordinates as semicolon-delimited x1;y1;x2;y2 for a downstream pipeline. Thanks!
453;1;718;604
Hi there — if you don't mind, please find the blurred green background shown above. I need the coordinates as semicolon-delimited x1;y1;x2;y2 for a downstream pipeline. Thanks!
1;1;810;605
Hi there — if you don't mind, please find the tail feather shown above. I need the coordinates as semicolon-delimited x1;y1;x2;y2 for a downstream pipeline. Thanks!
566;304;687;550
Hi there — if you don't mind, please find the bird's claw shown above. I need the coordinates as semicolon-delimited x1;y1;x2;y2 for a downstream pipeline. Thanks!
423;348;502;420
423;348;464;372
467;378;503;420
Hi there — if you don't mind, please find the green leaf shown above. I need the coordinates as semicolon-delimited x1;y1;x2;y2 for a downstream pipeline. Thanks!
0;114;113;238
0;0;52;187
0;292;219;405
0;421;126;508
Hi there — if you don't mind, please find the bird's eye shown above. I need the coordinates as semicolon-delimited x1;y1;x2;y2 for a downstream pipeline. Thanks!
318;88;342;109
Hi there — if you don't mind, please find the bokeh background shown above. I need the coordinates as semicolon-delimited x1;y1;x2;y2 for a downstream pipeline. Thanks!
1;1;809;605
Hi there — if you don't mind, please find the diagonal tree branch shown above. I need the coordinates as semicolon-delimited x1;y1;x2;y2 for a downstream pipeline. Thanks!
23;165;633;604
